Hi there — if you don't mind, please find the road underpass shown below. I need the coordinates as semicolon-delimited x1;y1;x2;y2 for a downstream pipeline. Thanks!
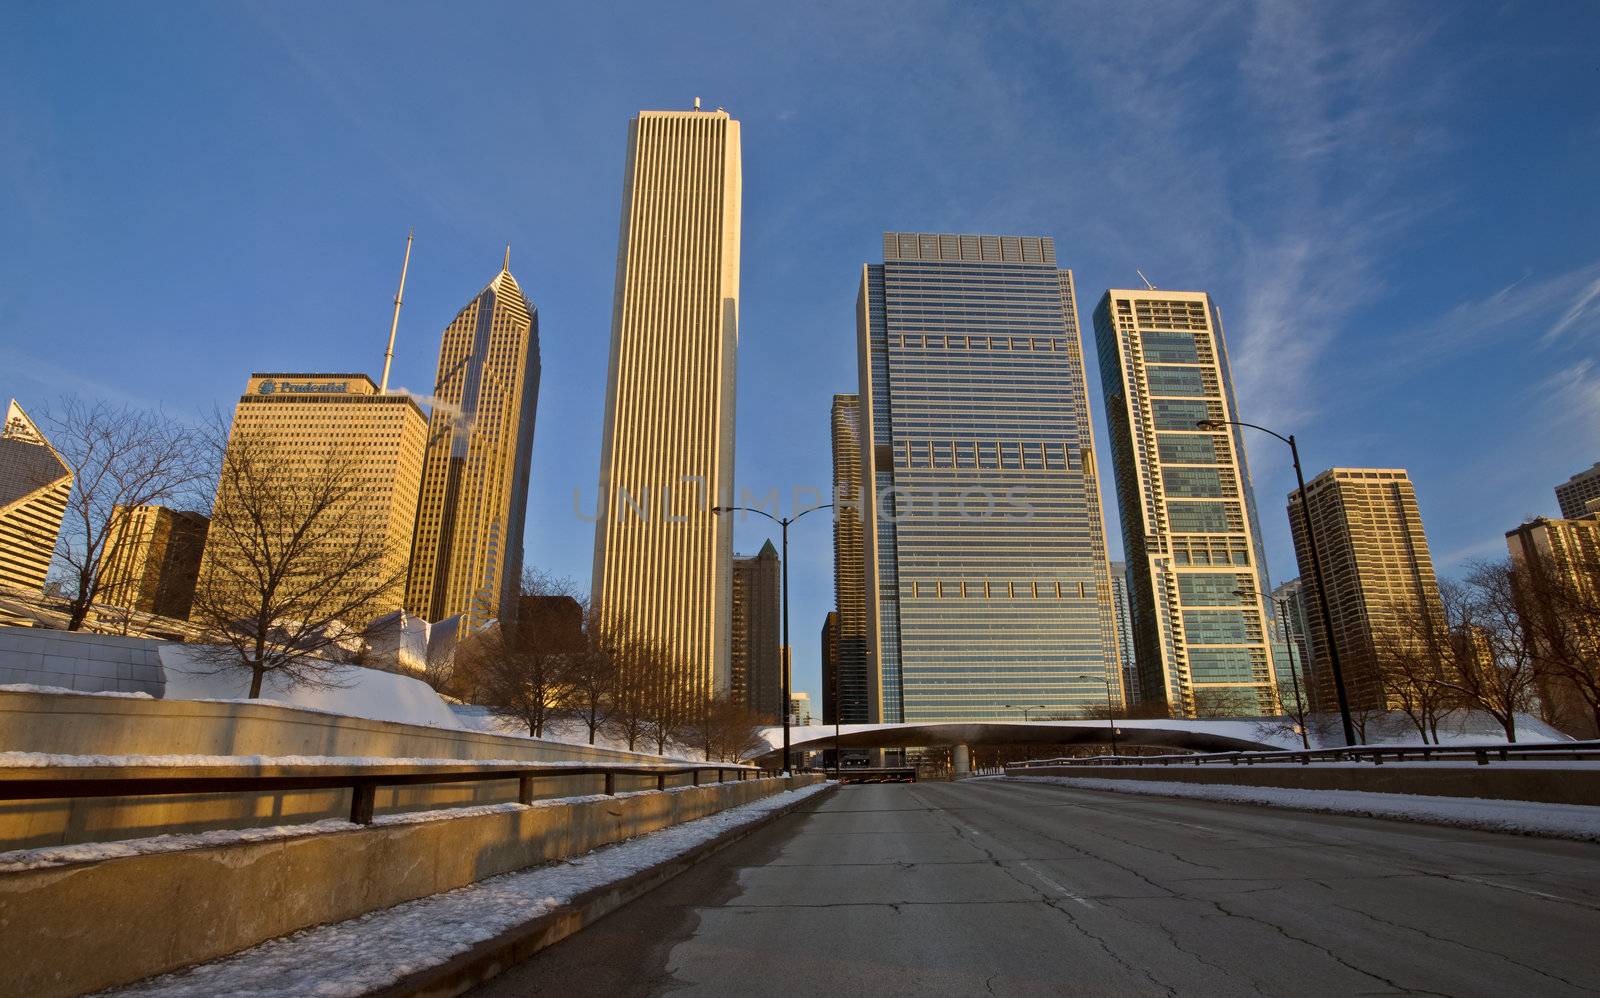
475;779;1600;997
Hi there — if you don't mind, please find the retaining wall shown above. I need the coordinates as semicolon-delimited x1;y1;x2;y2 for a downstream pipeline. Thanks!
0;689;698;848
1006;763;1600;806
0;773;822;998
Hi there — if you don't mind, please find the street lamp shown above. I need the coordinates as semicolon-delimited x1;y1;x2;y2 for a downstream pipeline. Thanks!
1235;587;1312;751
712;501;833;775
1004;703;1048;721
1196;418;1356;746
1070;674;1120;756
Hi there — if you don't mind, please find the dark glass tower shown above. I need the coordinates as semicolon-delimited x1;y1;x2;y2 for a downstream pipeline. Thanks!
857;233;1122;722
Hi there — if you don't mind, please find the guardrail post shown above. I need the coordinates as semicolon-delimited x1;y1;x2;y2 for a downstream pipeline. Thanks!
657;772;667;791
717;768;724;784
350;782;377;825
1475;750;1488;766
1372;753;1383;765
1299;753;1309;766
604;772;616;796
692;769;701;787
519;776;535;805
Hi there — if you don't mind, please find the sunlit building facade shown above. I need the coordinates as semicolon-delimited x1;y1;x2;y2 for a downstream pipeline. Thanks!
1506;513;1600;738
406;259;540;631
591;106;741;702
1287;468;1445;712
1094;289;1278;717
1555;462;1600;520
858;232;1122;722
205;374;428;625
0;400;72;595
95;505;208;619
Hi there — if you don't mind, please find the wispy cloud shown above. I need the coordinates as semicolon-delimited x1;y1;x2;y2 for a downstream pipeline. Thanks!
1543;273;1600;345
1409;260;1600;356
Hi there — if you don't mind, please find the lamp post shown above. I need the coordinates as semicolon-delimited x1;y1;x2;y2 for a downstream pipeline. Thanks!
712;502;833;775
1005;703;1048;721
1235;587;1312;751
1068;674;1119;755
1197;418;1356;746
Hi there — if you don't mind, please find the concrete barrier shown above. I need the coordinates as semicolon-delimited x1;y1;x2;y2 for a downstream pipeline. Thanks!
0;773;821;998
0;689;693;848
1006;763;1600;806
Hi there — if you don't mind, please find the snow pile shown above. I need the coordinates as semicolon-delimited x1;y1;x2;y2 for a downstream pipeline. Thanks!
0;751;671;770
158;644;465;730
1000;776;1600;841
108;782;832;997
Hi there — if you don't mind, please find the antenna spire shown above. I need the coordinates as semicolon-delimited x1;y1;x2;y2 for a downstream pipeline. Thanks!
379;229;413;394
503;245;511;272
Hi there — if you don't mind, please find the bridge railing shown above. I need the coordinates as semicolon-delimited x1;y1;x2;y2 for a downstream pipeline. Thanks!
0;759;768;827
1007;740;1600;771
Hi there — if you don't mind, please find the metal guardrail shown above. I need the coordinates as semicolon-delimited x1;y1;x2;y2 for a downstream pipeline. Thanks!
0;761;768;825
1007;740;1600;771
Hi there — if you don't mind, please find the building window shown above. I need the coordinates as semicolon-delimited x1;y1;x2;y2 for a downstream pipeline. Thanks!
1157;434;1218;464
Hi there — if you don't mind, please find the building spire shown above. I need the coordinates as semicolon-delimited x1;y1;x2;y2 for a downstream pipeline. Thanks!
379;228;414;394
503;245;511;272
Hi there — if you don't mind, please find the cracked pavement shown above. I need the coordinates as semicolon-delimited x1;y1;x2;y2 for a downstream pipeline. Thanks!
472;780;1600;996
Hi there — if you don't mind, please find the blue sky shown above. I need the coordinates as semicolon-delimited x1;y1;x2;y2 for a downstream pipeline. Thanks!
4;2;1598;704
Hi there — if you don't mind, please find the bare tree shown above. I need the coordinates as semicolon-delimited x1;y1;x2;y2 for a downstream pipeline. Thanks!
682;693;767;763
562;604;617;745
455;571;585;737
36;398;209;630
188;424;405;697
1189;688;1261;718
1434;565;1540;743
1509;545;1600;737
1371;603;1458;744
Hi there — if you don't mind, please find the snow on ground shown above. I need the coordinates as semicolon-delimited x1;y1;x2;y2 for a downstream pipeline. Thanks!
105;782;833;998
997;776;1600;841
158;645;464;729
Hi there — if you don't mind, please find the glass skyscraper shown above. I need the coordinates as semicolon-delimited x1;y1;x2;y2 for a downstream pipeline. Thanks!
856;233;1122;722
1094;289;1278;716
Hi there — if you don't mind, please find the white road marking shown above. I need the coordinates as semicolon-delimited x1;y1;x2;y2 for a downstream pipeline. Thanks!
1021;862;1095;908
1450;875;1575;905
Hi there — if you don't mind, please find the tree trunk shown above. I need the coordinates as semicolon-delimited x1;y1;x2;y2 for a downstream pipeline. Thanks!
249;664;265;699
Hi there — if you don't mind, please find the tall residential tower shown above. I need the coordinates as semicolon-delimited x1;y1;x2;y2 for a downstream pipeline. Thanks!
1288;468;1446;712
1094;289;1279;717
406;257;540;631
858;233;1122;722
830;393;872;723
591;106;741;701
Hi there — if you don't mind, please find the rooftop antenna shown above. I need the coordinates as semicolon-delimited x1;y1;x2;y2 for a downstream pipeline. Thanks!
1136;269;1156;291
503;245;511;271
693;96;701;111
379;228;413;394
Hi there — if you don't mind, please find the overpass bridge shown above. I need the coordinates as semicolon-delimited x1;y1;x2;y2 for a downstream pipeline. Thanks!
753;718;1287;770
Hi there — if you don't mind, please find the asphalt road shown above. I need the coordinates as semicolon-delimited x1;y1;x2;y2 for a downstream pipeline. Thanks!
474;779;1600;997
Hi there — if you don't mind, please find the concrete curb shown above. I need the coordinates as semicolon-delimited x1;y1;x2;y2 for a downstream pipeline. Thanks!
373;782;838;998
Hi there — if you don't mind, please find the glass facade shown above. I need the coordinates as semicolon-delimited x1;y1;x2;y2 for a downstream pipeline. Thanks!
858;232;1122;722
1094;290;1279;717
